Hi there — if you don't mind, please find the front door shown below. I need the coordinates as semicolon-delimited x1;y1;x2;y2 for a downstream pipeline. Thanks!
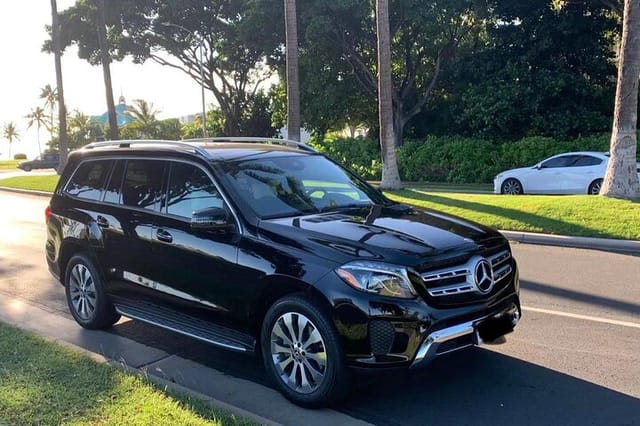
147;161;243;326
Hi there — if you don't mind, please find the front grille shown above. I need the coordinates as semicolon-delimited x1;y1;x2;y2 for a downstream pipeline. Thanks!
421;250;513;298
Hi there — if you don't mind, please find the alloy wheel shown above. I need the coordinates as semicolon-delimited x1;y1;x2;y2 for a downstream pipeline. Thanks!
502;179;522;195
270;312;327;394
68;263;97;320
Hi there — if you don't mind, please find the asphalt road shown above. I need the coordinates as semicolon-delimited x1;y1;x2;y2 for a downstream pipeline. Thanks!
1;191;638;425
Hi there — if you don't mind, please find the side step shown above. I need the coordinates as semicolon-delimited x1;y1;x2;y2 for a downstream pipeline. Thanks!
113;299;255;353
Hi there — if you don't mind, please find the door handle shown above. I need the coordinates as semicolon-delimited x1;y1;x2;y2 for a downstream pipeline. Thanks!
96;215;109;228
156;229;173;243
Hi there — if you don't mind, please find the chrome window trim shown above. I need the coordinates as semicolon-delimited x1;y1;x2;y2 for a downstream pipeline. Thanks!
62;155;243;235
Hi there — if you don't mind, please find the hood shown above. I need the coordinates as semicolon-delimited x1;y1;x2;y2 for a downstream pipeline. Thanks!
258;204;505;267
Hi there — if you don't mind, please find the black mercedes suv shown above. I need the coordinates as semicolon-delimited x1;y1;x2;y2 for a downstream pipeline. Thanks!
45;138;520;407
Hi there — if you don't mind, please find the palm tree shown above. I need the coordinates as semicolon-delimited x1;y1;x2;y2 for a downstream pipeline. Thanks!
50;0;69;171
376;0;402;190
3;122;20;159
284;0;301;141
601;0;640;199
126;99;161;138
25;107;48;156
94;0;118;140
40;84;57;144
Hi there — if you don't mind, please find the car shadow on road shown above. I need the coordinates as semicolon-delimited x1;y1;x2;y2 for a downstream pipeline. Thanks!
339;347;640;426
521;279;640;316
398;190;615;239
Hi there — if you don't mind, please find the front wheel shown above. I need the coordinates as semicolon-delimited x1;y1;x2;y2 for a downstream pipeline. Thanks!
588;178;603;195
501;178;523;195
261;295;350;407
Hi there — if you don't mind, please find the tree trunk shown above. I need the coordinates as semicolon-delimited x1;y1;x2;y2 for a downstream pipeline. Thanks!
601;0;640;199
51;0;68;170
285;0;301;142
95;0;118;140
376;0;402;190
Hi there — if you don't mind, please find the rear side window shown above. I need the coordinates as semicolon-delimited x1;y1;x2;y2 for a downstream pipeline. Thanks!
166;162;223;218
65;160;113;201
573;155;603;167
121;160;165;210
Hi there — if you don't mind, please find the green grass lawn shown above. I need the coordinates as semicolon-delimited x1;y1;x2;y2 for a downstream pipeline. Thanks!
387;190;640;240
0;324;253;426
0;174;59;192
0;160;19;170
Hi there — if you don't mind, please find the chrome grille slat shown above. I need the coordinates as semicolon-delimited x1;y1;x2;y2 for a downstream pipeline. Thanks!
423;250;512;298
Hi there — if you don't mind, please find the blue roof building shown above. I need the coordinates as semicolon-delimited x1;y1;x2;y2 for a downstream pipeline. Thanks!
92;96;135;127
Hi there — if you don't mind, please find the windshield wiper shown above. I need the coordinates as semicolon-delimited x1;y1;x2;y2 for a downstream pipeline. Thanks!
315;202;372;213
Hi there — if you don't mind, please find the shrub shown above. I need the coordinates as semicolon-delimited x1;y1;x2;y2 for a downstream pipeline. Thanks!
311;134;622;184
13;153;27;160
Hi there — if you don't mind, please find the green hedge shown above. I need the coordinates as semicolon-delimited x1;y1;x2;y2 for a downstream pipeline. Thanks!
312;135;616;183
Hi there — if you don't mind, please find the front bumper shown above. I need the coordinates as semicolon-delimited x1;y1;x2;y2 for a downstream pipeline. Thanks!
410;302;520;367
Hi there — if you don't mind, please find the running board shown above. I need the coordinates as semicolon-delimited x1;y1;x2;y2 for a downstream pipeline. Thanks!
113;299;255;353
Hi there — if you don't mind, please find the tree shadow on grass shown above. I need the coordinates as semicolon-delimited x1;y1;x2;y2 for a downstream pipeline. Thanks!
394;189;616;239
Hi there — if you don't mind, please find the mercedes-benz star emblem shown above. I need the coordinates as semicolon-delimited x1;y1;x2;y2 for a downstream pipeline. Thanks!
474;259;494;293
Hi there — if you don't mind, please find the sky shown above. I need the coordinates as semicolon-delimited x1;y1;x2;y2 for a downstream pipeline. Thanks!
0;1;207;159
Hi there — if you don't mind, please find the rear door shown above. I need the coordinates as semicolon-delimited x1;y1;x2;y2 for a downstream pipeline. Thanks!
99;158;167;300
562;154;604;193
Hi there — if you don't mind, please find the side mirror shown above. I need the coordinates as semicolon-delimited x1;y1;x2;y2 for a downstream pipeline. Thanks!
191;207;233;232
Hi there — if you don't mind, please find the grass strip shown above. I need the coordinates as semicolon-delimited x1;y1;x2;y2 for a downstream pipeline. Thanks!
0;323;254;426
0;160;19;170
0;175;59;192
387;190;640;241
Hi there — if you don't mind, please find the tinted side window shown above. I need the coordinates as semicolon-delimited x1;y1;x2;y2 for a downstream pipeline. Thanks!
166;162;223;218
573;156;603;167
65;160;113;201
122;160;165;210
541;155;577;168
103;160;125;204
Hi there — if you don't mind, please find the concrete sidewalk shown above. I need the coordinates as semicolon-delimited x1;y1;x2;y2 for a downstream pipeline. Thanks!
0;292;372;426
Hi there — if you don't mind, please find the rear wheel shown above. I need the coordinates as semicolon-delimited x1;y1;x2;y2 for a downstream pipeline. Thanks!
501;178;523;195
261;295;350;407
588;178;603;195
65;254;120;329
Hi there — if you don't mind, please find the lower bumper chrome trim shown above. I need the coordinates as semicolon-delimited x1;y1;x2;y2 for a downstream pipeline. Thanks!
411;303;520;367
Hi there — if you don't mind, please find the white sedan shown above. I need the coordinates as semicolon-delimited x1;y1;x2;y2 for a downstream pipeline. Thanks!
494;151;640;195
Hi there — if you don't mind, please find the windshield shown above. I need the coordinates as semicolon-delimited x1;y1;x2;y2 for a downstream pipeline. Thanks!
221;155;388;219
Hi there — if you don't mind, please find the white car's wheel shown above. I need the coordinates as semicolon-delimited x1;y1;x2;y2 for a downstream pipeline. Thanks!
588;179;603;195
501;178;523;195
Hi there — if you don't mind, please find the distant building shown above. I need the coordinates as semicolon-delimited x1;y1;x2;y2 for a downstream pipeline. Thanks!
92;96;135;127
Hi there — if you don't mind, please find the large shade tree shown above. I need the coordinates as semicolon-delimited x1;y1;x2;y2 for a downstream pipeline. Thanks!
303;0;485;148
601;0;640;199
284;0;301;141
123;0;283;136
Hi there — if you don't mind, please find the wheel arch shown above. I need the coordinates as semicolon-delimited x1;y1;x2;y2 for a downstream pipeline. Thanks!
250;274;334;335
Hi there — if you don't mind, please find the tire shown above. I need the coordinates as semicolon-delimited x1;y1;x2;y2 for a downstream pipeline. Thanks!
64;254;120;329
501;178;523;195
588;178;603;195
23;165;32;172
261;295;350;407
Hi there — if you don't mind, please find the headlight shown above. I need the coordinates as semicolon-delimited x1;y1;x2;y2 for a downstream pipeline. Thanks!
336;261;416;299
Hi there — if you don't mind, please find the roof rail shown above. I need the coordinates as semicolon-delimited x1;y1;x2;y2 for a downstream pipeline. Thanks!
83;140;211;158
182;137;317;153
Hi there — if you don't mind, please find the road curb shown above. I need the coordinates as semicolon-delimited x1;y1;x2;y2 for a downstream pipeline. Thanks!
0;186;52;197
500;230;640;254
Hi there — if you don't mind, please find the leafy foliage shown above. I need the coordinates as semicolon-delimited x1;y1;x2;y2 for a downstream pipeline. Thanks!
315;135;616;183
